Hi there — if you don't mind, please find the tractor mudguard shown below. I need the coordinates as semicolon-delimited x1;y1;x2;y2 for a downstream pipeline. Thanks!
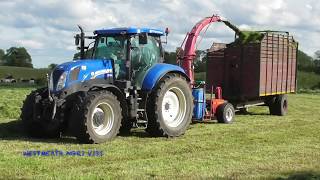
141;63;189;91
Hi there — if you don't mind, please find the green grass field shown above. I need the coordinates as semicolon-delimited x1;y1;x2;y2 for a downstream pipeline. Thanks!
0;66;49;79
0;87;320;179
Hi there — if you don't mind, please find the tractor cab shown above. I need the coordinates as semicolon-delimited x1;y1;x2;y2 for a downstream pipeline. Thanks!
77;27;167;88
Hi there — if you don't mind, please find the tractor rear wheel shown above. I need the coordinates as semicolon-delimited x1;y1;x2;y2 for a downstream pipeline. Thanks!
146;73;193;137
216;102;235;124
20;88;60;138
72;91;122;144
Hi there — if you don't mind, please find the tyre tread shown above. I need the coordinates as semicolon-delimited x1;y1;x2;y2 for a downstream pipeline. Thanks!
146;73;193;137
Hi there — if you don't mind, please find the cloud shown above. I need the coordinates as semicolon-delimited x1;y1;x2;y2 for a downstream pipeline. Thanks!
16;40;44;49
0;0;319;67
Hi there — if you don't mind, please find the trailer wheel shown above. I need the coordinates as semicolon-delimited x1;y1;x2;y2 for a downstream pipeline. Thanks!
146;73;193;137
20;88;60;138
273;94;288;116
216;103;235;124
267;96;276;115
73;91;122;144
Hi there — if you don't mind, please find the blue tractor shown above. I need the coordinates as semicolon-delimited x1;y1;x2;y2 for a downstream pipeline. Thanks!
20;26;194;143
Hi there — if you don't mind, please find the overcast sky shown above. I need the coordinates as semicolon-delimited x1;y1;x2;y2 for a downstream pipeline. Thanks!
0;0;319;68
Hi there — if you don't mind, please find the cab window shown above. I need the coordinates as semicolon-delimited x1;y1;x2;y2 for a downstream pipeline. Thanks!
94;36;127;79
131;35;162;87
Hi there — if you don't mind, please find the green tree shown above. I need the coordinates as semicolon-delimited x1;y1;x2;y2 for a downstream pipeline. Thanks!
315;50;320;59
0;49;4;65
3;47;33;68
73;48;94;60
164;51;177;65
48;63;58;70
297;50;314;72
163;50;208;72
194;50;207;73
314;50;320;74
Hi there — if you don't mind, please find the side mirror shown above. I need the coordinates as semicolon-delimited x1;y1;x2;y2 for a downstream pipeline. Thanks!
75;34;80;46
139;32;148;44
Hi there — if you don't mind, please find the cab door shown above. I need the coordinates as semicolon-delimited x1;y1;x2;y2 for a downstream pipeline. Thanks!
130;35;162;88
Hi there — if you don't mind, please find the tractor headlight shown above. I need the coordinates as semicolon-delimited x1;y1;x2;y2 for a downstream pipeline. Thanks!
56;71;67;91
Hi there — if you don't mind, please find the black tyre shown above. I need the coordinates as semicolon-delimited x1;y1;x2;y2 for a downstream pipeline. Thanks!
72;91;122;144
20;88;60;138
119;118;133;135
272;94;288;116
216;103;235;124
146;73;193;137
267;96;277;115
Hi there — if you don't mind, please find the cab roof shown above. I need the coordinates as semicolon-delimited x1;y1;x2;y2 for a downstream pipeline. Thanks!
94;27;164;36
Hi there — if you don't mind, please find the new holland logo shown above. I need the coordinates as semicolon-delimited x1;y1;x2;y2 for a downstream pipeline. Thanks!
91;69;113;79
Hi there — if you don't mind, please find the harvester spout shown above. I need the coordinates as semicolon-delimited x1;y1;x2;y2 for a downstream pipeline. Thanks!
221;20;241;35
179;15;221;85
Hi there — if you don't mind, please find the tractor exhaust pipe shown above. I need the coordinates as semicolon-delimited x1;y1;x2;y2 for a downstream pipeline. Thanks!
78;25;85;59
75;25;85;59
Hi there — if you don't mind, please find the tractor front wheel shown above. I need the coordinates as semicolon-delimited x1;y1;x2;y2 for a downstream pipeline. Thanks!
146;73;193;137
72;91;122;144
20;88;61;138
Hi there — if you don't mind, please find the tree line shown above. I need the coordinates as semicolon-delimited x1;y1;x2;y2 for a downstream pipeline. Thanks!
0;47;59;70
0;47;33;68
164;49;320;74
1;46;319;75
297;50;320;74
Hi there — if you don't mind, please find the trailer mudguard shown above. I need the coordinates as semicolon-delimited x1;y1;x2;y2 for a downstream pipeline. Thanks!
141;63;189;91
